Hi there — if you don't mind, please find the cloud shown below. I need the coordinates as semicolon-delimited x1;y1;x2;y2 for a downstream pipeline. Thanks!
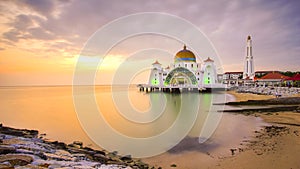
26;27;55;40
0;0;299;71
17;0;56;17
3;29;21;42
12;14;34;30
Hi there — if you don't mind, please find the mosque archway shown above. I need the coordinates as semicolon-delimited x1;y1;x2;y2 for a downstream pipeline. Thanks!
164;67;197;86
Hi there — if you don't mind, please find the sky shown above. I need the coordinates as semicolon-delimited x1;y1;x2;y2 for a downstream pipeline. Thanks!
0;0;299;85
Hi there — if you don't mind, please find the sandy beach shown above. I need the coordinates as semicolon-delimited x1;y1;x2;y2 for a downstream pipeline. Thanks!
214;111;300;169
226;90;274;102
145;91;300;169
212;91;300;169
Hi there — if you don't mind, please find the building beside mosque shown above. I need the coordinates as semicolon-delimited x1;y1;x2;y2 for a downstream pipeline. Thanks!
145;45;224;92
255;72;288;86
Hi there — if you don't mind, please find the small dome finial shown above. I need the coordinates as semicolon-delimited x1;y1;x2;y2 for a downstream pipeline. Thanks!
183;44;186;50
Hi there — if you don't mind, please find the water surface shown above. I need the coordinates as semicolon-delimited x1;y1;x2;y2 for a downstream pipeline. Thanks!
0;86;260;158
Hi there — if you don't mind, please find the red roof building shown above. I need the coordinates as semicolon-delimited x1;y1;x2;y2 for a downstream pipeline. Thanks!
259;72;289;80
256;72;290;86
285;74;300;81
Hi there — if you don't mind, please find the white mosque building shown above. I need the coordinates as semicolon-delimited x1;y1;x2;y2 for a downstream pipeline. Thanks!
144;45;224;92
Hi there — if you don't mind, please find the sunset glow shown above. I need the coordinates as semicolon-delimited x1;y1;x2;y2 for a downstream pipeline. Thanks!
0;0;299;85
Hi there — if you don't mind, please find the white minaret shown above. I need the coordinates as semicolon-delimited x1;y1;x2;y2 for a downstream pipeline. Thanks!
243;35;255;80
148;60;163;87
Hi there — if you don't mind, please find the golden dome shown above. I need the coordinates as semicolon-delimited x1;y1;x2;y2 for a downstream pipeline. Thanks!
174;45;196;62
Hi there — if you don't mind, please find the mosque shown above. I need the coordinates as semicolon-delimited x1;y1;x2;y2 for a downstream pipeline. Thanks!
141;45;224;92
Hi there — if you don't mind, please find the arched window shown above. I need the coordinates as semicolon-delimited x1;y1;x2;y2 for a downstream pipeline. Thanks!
164;67;198;86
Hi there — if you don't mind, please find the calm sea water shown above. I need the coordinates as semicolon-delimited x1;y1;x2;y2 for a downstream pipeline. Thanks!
0;86;235;156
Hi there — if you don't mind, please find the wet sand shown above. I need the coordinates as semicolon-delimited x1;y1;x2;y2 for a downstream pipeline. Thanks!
226;90;274;102
145;91;300;169
214;91;300;169
214;111;300;169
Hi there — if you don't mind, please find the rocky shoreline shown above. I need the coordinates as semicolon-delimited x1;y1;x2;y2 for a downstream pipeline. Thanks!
236;86;300;96
0;124;153;169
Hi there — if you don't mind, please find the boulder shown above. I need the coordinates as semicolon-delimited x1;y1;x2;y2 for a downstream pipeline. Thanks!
0;145;16;154
48;163;62;169
73;141;83;147
133;160;149;169
120;155;132;162
15;164;45;169
50;141;67;150
0;161;12;168
68;143;81;149
73;153;87;161
0;126;38;138
94;150;106;156
0;154;33;166
93;153;108;163
44;150;74;161
67;146;95;156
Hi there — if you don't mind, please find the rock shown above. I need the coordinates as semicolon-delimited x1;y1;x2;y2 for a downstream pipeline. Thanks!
133;160;149;169
48;163;62;169
73;141;83;147
68;143;81;149
0;125;150;169
255;150;263;155
0;161;12;168
230;148;237;155
15;164;46;169
44;149;74;161
0;126;38;138
0;145;16;154
51;141;67;150
170;163;177;167
55;149;72;157
2;138;28;145
111;151;118;156
94;150;106;156
15;148;35;155
0;154;33;166
73;153;87;161
35;152;47;160
83;147;94;151
93;153;108;163
120;155;132;162
296;106;300;112
38;163;50;168
106;160;126;166
107;151;119;160
67;146;95;156
70;165;94;169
